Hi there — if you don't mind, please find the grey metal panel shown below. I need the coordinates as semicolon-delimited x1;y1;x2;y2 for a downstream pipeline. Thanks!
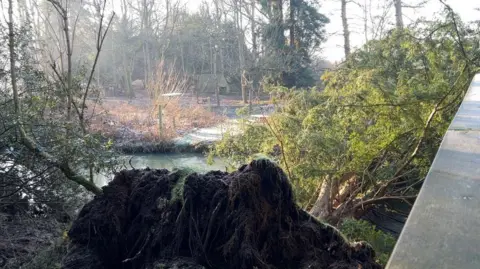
387;74;480;269
450;78;480;131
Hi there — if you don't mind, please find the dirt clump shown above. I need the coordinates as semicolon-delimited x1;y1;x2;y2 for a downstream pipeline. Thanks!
63;159;382;269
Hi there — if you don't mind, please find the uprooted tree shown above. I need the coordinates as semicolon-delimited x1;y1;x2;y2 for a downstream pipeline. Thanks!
211;11;480;223
62;159;381;269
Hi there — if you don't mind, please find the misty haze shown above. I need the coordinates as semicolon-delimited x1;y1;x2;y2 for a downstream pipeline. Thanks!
0;0;479;268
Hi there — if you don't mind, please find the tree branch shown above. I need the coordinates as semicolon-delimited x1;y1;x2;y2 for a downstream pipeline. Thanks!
439;0;471;68
263;116;293;180
353;195;417;211
7;0;102;195
80;9;115;123
374;64;468;197
20;131;102;194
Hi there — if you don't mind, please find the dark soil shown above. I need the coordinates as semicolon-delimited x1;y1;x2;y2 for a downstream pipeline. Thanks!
63;159;382;269
0;214;67;269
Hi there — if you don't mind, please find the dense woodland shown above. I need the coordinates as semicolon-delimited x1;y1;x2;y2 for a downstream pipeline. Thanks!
1;0;479;268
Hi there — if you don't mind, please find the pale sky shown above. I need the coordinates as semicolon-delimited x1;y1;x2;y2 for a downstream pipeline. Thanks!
320;0;479;62
186;0;479;63
4;0;478;63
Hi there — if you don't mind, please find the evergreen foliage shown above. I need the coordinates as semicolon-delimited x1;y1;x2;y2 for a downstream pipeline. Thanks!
211;16;480;218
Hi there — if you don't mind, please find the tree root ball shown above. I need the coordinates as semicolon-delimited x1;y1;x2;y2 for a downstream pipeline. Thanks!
63;159;382;269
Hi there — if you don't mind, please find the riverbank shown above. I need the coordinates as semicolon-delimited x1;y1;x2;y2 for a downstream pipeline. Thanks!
88;95;223;147
88;94;273;154
91;95;274;154
114;140;211;154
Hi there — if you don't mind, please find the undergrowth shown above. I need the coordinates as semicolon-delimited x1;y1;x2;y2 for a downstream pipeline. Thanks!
339;218;396;266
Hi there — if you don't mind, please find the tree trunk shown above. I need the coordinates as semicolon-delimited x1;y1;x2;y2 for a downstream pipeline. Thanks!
271;0;284;49
249;0;257;112
236;0;247;103
241;70;248;106
140;0;152;87
213;0;221;107
363;0;368;44
211;36;219;106
341;0;350;58
214;51;220;107
111;17;118;96
96;64;101;89
143;42;150;87
119;1;133;98
62;9;73;124
180;42;185;72
219;42;225;86
8;0;19;117
333;172;357;207
289;0;295;48
271;0;283;23
241;70;247;104
394;0;403;29
122;49;133;98
310;176;333;219
251;0;257;64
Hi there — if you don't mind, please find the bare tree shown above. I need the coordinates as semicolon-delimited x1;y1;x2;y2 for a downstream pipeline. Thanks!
213;0;221;107
133;0;155;87
251;0;258;65
6;0;114;195
46;0;74;124
148;59;191;136
119;0;134;98
234;0;248;103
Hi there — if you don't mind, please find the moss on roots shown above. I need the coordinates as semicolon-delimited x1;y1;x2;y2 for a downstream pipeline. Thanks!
169;168;196;205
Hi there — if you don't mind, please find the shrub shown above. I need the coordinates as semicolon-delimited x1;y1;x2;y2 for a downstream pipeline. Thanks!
339;218;396;266
22;238;68;269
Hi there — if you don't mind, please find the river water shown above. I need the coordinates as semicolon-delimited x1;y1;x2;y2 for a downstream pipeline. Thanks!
95;106;273;187
94;153;227;187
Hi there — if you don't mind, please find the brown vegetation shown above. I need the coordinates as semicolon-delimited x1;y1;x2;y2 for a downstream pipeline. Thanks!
88;97;223;143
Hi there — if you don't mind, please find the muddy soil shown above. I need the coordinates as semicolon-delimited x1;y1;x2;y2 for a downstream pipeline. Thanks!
0;214;67;269
63;159;382;269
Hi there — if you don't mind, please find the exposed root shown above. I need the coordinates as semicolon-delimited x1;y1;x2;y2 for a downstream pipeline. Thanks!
63;160;382;269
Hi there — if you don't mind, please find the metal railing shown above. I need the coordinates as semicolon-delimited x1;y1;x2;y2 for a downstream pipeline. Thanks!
387;74;480;268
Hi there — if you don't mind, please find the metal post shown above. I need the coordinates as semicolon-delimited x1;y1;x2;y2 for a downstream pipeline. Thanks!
158;105;163;137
